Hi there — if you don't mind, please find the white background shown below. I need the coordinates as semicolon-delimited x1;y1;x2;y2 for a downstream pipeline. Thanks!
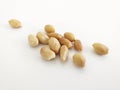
0;0;120;90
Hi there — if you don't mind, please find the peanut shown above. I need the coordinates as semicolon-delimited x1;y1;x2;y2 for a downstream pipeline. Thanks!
60;45;69;62
37;32;49;44
59;37;73;49
48;37;61;54
40;47;56;60
92;43;109;55
64;32;75;42
8;19;21;28
73;53;85;68
47;33;62;40
28;34;39;47
44;24;55;33
74;40;82;51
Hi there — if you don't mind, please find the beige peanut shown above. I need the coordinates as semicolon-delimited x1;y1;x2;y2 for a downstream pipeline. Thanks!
59;37;73;49
64;32;75;42
44;24;55;33
48;37;61;54
47;33;62;40
40;47;56;60
28;34;39;47
73;53;85;68
74;40;82;51
8;19;21;28
37;32;49;44
92;43;109;55
60;45;69;62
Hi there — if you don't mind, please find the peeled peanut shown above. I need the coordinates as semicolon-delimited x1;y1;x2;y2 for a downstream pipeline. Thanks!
64;32;75;42
47;33;62;40
59;37;73;49
44;24;55;33
37;32;49;44
40;47;56;60
92;43;109;55
8;19;21;28
60;45;69;62
48;37;61;54
74;40;82;51
73;53;85;68
28;34;39;47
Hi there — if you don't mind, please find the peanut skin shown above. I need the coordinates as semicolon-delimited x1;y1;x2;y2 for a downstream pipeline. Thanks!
74;40;82;51
59;37;73;49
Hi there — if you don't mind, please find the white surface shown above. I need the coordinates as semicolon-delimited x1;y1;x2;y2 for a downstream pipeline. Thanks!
0;0;120;90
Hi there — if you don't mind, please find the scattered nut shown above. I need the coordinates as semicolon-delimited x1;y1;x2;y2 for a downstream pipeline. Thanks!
37;32;49;44
60;45;69;62
59;37;73;49
47;33;62;40
48;37;61;54
28;34;39;47
40;47;56;60
64;32;75;42
27;23;109;69
92;43;109;55
8;19;21;28
73;53;85;68
44;24;55;33
74;40;82;51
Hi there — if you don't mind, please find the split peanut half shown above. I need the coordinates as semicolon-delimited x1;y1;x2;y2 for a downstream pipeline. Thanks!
48;37;61;54
40;47;56;60
60;45;69;62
